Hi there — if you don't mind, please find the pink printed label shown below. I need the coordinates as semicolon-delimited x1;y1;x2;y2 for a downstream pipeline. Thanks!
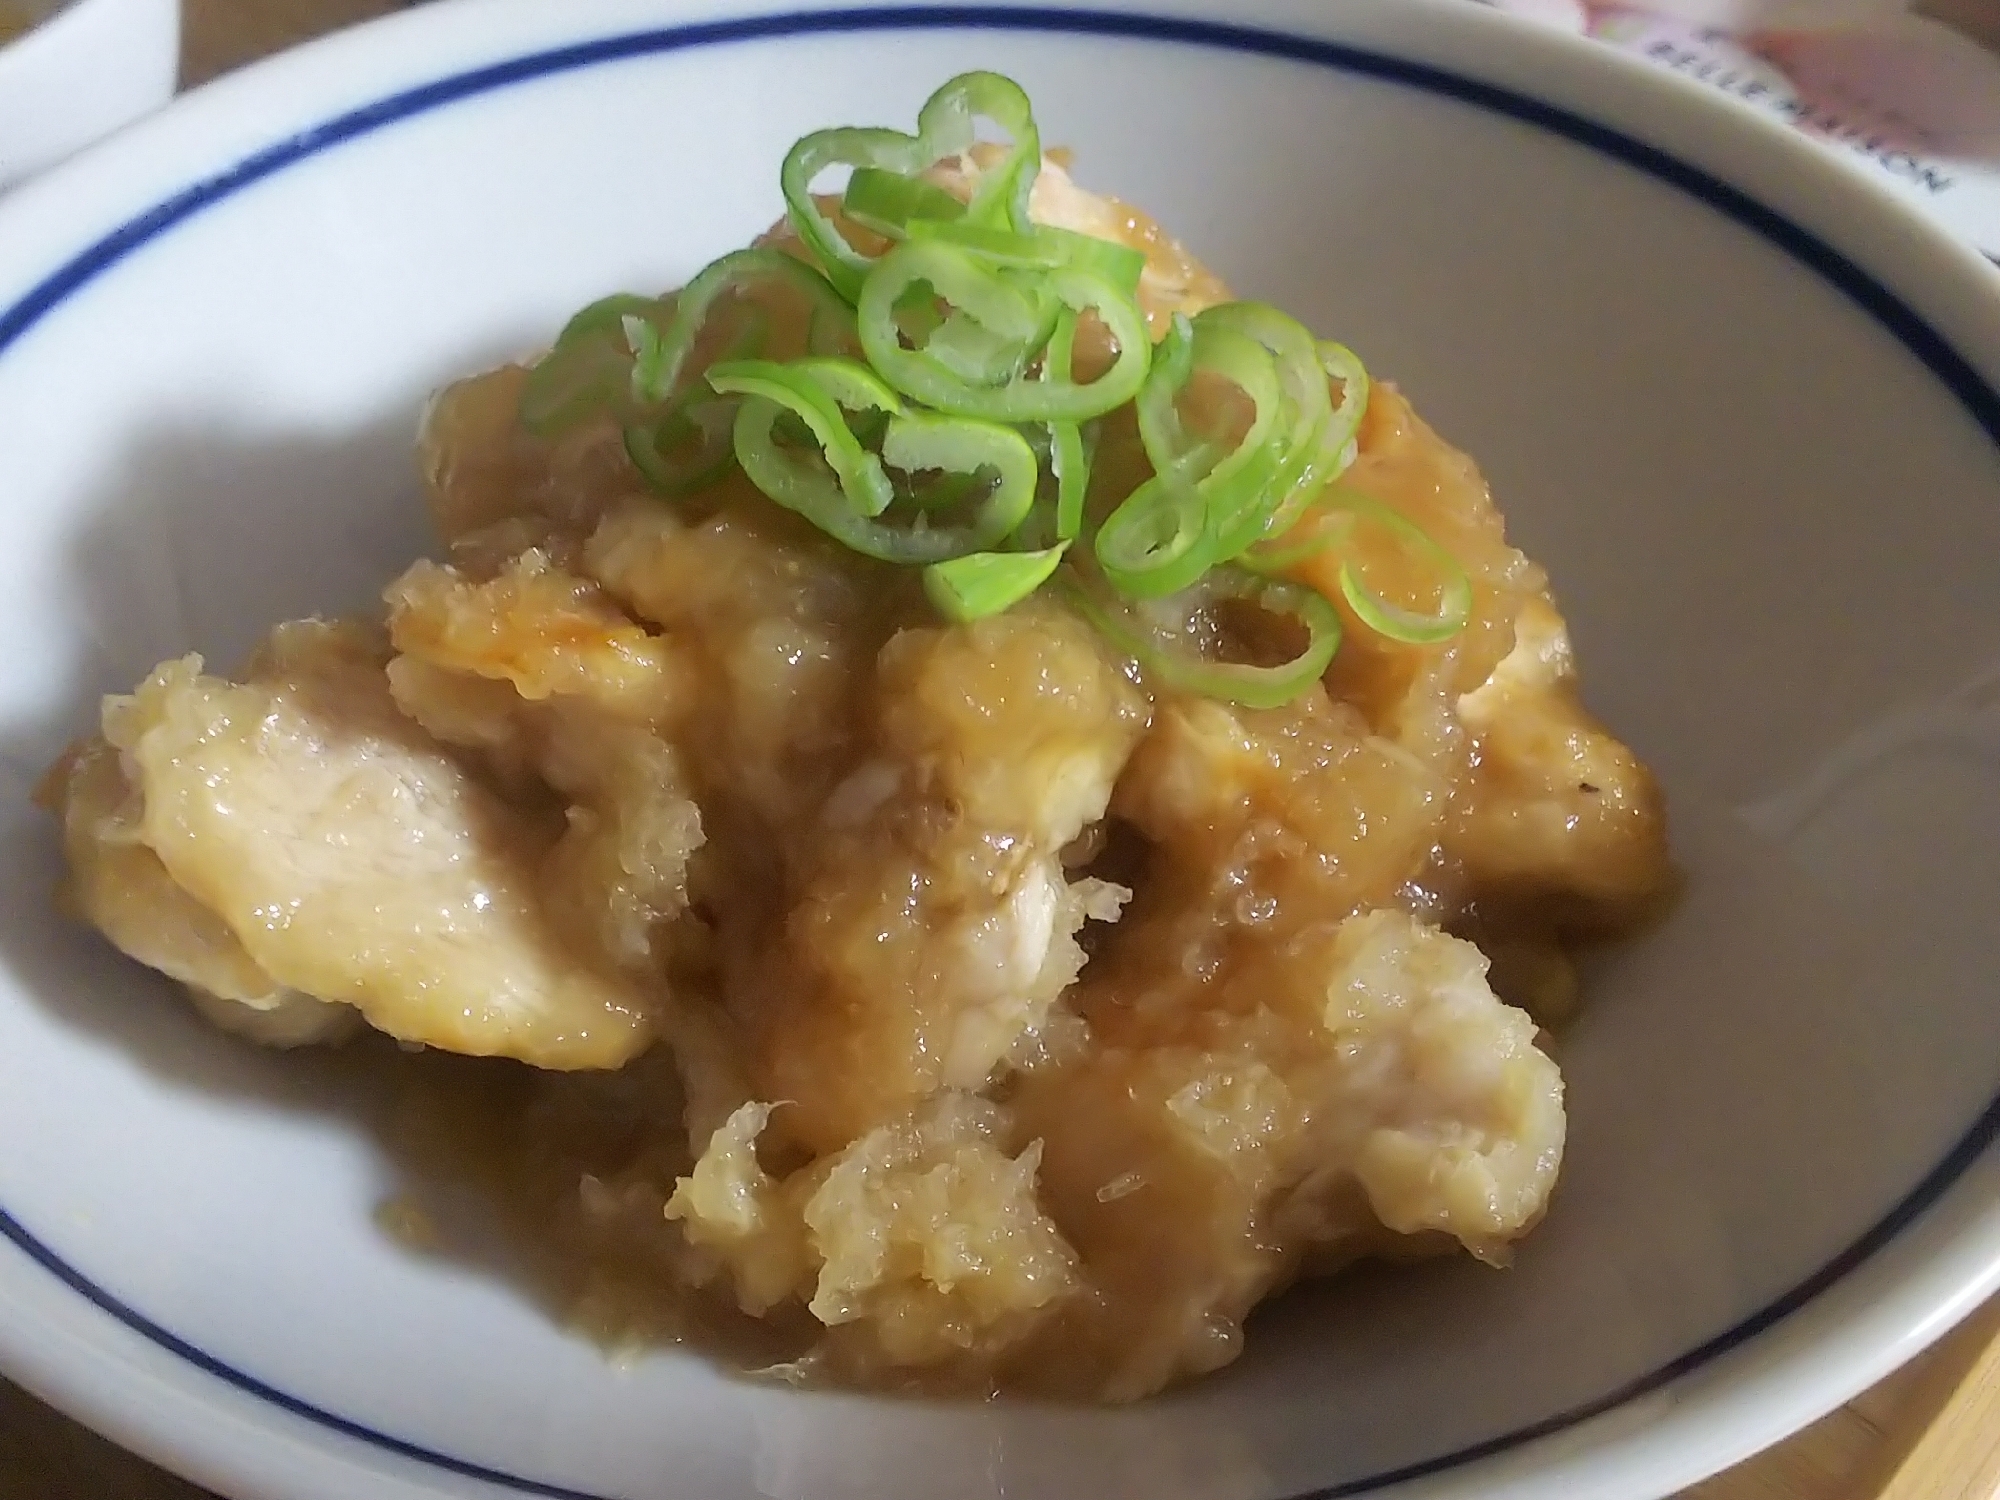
1479;0;2000;261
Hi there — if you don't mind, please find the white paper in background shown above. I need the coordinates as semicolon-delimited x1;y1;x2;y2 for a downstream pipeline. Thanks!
1478;0;2000;265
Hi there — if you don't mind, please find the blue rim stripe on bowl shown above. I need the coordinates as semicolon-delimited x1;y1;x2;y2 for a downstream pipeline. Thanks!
3;9;1998;1498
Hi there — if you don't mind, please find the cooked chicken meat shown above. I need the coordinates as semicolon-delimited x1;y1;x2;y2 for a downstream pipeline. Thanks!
43;620;655;1068
41;147;1669;1401
40;733;357;1049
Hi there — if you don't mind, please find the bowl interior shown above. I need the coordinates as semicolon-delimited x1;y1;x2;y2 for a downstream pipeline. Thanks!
2;10;1999;1500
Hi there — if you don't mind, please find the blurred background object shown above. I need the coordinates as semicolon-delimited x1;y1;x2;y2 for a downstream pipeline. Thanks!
1482;0;2000;261
0;0;178;189
181;0;394;82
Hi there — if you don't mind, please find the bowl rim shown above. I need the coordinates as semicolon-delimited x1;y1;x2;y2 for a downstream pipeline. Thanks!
3;3;2000;1498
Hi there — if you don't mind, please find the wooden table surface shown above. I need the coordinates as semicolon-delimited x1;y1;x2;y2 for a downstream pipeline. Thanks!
3;2;1999;1497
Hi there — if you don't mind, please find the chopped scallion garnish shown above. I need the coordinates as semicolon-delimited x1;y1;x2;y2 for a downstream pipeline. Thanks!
516;70;1472;707
924;543;1070;622
1061;567;1343;710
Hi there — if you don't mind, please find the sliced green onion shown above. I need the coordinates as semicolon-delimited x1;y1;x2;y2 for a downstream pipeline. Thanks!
634;250;854;406
1135;313;1196;474
706;356;899;517
904;219;1147;293
782;72;1038;299
1316;341;1370;469
842;166;966;239
1044;309;1089;540
1265;340;1372;536
925;309;1042;386
1244;491;1469;645
627;297;771;409
881;410;1039;517
1059;566;1342;709
1196;302;1335;529
859;252;1150;421
523;69;1452;705
782;126;935;301
1098;318;1285;592
1038;228;1146;298
1183;319;1288;560
1200;303;1328;427
729;396;1037;564
904;220;1055;267
918;71;1041;233
624;398;738;496
923;543;1069;621
519;293;666;435
1092;445;1217;599
1333;496;1473;645
550;292;658;346
1051;422;1092;541
868;239;1048;343
1241;499;1356;573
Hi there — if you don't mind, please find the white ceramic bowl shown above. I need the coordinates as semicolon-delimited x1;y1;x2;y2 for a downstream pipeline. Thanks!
4;3;2000;1497
0;0;179;191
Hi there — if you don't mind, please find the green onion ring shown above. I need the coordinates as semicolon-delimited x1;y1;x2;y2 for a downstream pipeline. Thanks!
1183;320;1289;560
1098;320;1285;593
632;250;855;406
1059;565;1342;710
782;126;936;301
923;305;1048;386
1316;341;1370;471
1333;497;1473;645
1240;498;1357;573
783;72;1039;300
1044;309;1090;539
1244;490;1470;645
1092;444;1219;599
706;356;899;517
1265;340;1372;536
1135;312;1197;475
727;396;1037;564
859;252;1150;421
622;294;774;494
905;219;1147;294
919;70;1041;232
843;166;966;239
923;542;1069;622
881;409;1040;529
624;398;739;496
1196;302;1334;526
519;293;667;436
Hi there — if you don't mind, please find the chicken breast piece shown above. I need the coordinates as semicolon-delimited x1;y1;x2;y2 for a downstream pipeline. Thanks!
98;618;653;1068
1261;909;1565;1254
1013;910;1563;1400
669;1093;1079;1379
583;499;894;834
1109;686;1449;960
1453;594;1670;920
37;738;358;1047
731;603;1150;1155
381;538;752;1135
418;361;645;547
975;673;1564;1399
384;537;704;972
